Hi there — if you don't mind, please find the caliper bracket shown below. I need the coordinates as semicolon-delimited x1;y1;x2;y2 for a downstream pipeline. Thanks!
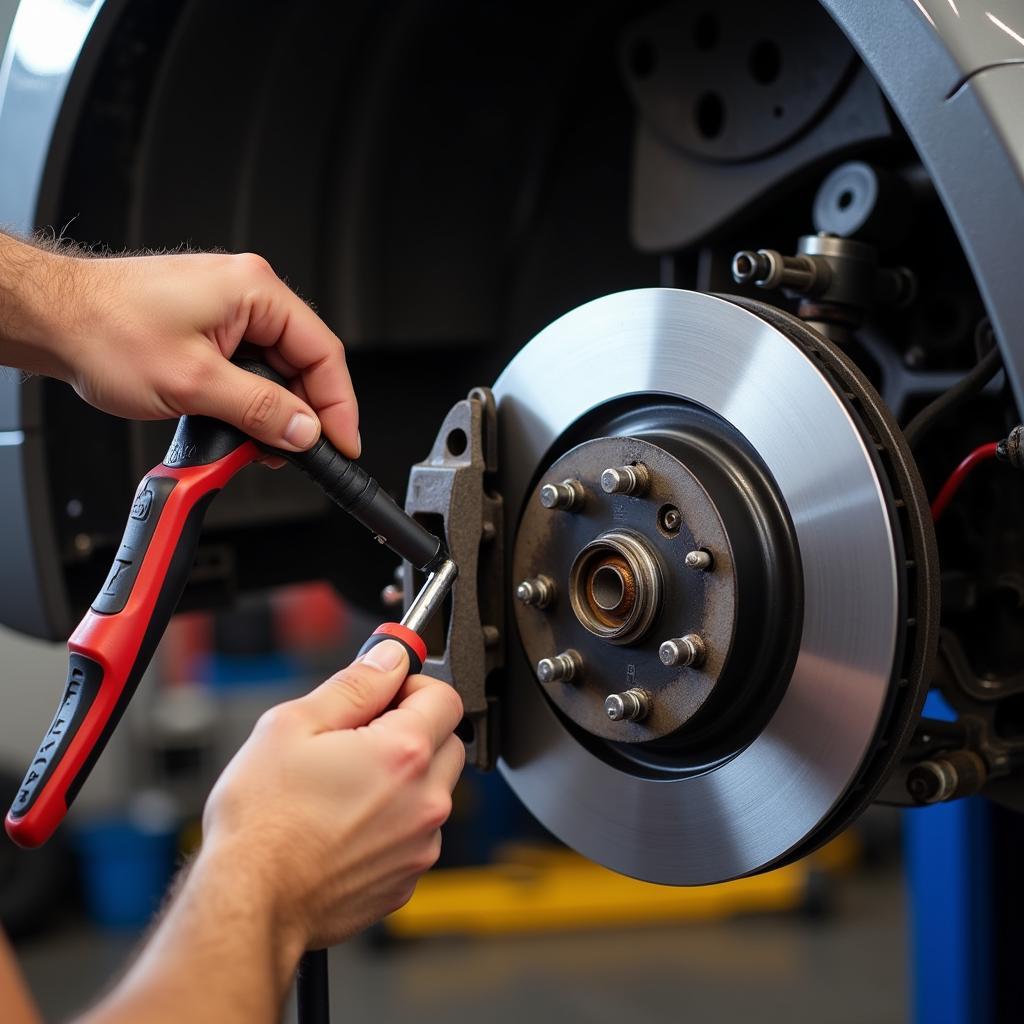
402;387;503;770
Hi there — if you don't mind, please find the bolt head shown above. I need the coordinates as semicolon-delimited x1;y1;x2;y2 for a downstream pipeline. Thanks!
659;640;680;666
604;688;650;722
516;576;555;609
605;694;627;721
539;484;559;509
659;634;705;668
685;550;713;571
536;650;579;683
906;760;954;804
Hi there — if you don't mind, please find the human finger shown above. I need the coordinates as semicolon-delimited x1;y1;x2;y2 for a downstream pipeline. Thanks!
184;356;322;451
296;640;410;730
370;681;463;752
429;734;466;792
235;259;359;457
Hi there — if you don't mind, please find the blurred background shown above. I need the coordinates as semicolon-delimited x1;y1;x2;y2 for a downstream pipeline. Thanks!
0;1;1002;1022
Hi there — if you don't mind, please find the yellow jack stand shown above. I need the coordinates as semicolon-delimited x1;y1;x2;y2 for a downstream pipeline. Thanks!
386;832;859;938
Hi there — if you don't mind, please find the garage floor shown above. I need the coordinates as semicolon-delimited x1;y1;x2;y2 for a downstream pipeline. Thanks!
15;866;907;1024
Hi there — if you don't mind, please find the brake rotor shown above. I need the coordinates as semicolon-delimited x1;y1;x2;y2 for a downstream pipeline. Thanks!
493;288;938;885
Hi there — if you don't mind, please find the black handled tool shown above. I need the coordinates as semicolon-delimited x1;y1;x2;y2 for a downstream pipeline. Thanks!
6;358;449;847
3;356;458;1024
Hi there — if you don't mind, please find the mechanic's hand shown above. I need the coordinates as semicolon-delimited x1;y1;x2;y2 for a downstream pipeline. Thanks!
11;239;359;456
200;639;465;951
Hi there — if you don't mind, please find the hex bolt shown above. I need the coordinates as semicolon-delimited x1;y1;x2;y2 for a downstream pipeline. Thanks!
906;750;987;804
605;688;652;723
540;479;585;511
684;549;713;572
659;634;706;668
601;463;650;496
516;575;557;609
730;248;825;294
537;649;582;684
906;760;958;804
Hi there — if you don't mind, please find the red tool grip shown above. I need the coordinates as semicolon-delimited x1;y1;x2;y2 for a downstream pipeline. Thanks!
357;624;428;675
5;432;260;848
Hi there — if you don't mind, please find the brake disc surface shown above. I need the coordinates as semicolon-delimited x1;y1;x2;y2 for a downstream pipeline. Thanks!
493;288;936;885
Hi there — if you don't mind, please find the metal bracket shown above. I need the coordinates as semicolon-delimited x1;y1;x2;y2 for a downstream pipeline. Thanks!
402;387;503;770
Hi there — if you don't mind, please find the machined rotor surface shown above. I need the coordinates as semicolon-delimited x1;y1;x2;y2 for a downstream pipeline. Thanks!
493;288;932;885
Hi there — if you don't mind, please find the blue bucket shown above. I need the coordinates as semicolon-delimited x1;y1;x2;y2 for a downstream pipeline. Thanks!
73;818;178;930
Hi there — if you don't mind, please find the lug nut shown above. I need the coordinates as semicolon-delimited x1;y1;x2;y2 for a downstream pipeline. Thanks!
601;463;650;496
605;688;651;722
684;549;713;571
537;650;582;684
540;479;585;511
659;634;706;668
516;575;557;609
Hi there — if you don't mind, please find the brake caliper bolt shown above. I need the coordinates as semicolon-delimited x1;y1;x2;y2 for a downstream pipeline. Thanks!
516;575;557;609
684;549;713;571
537;650;581;684
540;479;585;511
659;634;706;668
605;688;651;722
601;463;650;496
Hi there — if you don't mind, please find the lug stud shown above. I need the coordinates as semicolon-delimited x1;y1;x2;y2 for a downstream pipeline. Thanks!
516;575;557;609
605;688;651;722
601;463;650;496
659;634;706;668
540;479;585;511
684;549;713;571
537;650;582;683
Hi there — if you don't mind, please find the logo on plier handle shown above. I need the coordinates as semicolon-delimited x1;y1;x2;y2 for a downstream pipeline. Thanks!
130;486;154;521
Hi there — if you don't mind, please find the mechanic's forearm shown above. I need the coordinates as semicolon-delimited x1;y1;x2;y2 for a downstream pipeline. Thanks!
0;232;80;379
77;841;304;1024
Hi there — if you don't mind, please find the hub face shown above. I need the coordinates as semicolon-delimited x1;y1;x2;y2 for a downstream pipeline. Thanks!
514;436;737;744
513;427;801;751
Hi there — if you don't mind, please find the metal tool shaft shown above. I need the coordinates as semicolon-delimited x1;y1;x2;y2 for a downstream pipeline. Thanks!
401;558;459;636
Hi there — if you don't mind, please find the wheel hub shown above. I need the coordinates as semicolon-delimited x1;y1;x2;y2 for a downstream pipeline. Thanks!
512;430;798;749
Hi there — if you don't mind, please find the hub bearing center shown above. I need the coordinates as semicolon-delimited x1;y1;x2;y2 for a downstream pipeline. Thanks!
570;530;661;644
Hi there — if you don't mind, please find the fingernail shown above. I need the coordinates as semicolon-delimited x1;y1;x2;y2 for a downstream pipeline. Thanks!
355;430;363;458
283;412;318;449
360;639;406;672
